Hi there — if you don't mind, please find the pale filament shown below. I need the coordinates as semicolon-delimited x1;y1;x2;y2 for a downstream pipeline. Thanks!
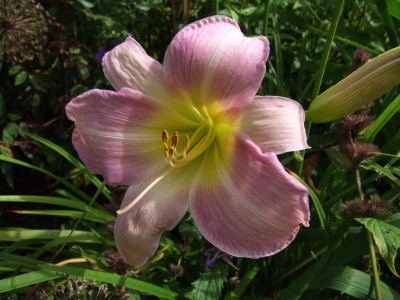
116;168;173;215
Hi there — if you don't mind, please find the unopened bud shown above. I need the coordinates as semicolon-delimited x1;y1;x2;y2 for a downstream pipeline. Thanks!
307;46;400;123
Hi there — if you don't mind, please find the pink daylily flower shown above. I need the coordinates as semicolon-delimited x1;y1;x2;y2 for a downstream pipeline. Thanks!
66;16;310;268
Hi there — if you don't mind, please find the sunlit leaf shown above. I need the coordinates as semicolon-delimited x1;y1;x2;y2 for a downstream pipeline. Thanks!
14;71;28;86
356;217;400;277
192;262;228;300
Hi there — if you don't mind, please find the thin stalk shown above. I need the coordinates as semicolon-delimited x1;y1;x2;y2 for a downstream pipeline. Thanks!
311;0;345;100
263;0;270;37
367;230;382;300
355;158;381;299
215;0;218;14
296;0;345;175
354;165;364;201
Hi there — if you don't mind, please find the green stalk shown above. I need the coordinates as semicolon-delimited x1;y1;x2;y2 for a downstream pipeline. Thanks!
296;0;345;175
310;0;345;100
367;230;383;300
354;165;364;201
215;0;219;14
354;159;381;299
263;0;271;37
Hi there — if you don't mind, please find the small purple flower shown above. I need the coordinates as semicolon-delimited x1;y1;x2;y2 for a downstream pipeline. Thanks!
205;251;219;269
94;46;107;63
94;40;121;63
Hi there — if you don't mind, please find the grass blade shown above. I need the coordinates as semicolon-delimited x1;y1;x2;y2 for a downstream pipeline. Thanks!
0;195;113;222
223;264;260;300
307;25;382;56
363;94;400;143
0;229;103;243
26;132;115;203
40;264;180;299
0;155;91;202
0;269;61;293
10;210;106;223
312;266;400;299
288;171;329;238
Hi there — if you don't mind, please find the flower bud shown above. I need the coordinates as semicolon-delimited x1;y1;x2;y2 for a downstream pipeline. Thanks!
307;46;400;123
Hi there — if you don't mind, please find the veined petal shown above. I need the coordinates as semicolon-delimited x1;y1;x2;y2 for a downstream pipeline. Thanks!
114;165;196;268
163;15;269;111
66;88;166;185
237;96;309;154
103;36;164;97
190;136;309;258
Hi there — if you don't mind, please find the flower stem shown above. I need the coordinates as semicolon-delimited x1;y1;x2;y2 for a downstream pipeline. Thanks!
263;0;271;37
215;0;219;14
367;230;382;300
296;0;345;175
354;165;364;201
356;164;381;299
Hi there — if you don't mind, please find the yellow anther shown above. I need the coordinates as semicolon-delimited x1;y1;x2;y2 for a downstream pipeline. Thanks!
169;146;175;157
185;135;190;151
163;143;169;158
162;129;169;143
171;131;179;148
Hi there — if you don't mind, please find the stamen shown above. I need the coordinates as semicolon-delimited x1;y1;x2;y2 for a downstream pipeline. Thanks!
163;142;169;158
185;135;190;151
162;129;169;143
116;169;172;215
169;146;175;157
171;131;179;148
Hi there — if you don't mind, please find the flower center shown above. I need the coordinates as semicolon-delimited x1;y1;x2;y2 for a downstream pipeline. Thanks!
116;105;232;216
161;105;232;169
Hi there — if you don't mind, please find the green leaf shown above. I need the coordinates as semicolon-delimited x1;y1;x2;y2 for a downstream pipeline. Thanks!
0;148;14;189
364;94;400;143
69;46;81;54
40;264;179;299
72;245;109;271
324;146;353;169
2;122;18;145
0;155;92;202
8;65;21;75
25;133;115;203
10;209;107;223
0;195;113;221
0;269;62;293
14;71;28;86
192;262;228;300
387;0;400;20
288;171;329;238
223;264;259;300
29;74;46;92
0;229;104;244
70;84;88;96
77;62;89;79
362;161;400;187
29;94;41;107
7;113;21;121
77;0;94;8
76;55;88;65
356;217;400;277
312;266;400;299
